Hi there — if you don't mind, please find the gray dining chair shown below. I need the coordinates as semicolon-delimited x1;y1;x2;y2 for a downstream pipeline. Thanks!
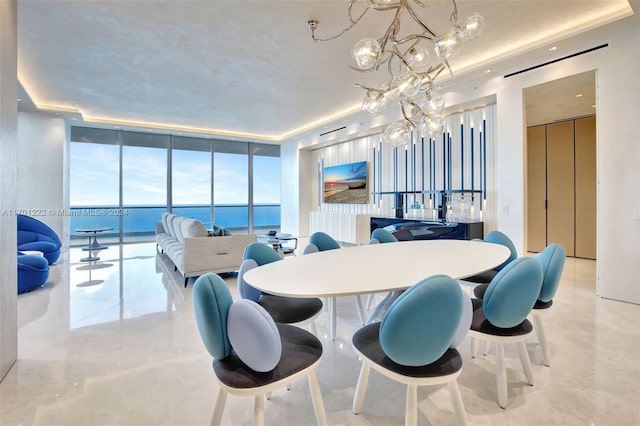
239;242;323;335
193;273;327;426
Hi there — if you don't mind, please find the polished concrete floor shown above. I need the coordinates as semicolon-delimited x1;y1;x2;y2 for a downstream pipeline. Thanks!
1;242;639;425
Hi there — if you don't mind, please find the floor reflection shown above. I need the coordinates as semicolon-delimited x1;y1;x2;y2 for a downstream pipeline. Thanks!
5;242;640;426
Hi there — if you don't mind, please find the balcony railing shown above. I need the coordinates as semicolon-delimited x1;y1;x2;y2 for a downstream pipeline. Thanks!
69;204;281;241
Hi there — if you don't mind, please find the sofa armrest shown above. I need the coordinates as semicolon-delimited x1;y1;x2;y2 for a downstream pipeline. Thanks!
155;221;166;235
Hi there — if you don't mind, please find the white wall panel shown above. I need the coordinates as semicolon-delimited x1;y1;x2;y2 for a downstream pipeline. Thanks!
0;0;17;381
308;105;497;233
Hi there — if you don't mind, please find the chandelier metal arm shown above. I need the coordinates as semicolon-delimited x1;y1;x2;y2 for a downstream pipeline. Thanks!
307;0;483;146
374;2;407;73
308;2;369;42
353;83;385;94
386;47;412;77
394;33;436;45
399;100;422;128
347;0;367;24
404;2;438;38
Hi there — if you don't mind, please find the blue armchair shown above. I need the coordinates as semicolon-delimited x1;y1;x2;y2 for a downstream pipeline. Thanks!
17;251;50;293
17;214;62;264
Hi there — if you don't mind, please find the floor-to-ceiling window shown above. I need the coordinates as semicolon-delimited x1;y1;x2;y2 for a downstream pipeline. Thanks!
252;143;281;232
69;127;121;240
213;140;249;234
69;127;280;243
122;131;168;239
171;136;213;226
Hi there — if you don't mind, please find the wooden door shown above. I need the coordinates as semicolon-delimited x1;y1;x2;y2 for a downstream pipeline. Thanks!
527;125;547;252
547;121;575;256
575;116;596;259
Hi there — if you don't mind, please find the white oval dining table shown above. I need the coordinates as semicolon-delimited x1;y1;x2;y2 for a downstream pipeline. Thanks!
243;239;509;298
243;239;510;340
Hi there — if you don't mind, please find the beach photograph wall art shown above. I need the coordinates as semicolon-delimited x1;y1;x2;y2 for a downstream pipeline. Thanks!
323;161;368;204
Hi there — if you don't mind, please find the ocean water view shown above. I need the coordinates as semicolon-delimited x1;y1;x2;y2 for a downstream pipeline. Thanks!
70;204;280;239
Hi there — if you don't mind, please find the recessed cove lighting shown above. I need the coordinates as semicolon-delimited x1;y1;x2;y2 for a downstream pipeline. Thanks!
576;94;583;98
549;46;558;51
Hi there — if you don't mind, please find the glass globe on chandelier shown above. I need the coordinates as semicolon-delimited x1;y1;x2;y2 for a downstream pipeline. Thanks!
308;0;484;147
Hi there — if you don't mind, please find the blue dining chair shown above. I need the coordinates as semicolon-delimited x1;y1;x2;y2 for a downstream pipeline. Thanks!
366;228;399;311
531;243;566;366
239;242;323;335
352;274;470;426
305;232;366;340
369;228;399;244
468;256;543;408
193;273;327;426
464;230;518;299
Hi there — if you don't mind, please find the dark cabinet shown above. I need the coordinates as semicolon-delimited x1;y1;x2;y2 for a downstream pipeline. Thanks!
371;217;483;241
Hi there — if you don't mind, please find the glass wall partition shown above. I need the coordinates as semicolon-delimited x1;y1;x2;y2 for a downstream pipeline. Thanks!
252;143;281;233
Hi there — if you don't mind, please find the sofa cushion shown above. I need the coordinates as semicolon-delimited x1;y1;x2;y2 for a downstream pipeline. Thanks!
181;218;208;238
209;224;231;236
166;214;178;239
174;217;185;243
161;212;170;235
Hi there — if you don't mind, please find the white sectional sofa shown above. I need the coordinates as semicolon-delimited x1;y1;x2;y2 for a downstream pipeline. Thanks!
156;212;256;286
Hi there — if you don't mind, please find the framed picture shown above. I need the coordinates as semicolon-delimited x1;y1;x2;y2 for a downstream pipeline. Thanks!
323;161;368;204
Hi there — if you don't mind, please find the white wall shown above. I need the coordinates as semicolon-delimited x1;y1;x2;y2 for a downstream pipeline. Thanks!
17;112;67;246
281;11;640;304
0;0;18;381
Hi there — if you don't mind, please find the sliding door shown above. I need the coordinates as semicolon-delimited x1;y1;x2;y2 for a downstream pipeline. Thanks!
526;117;596;258
575;117;596;259
527;125;547;252
547;121;576;256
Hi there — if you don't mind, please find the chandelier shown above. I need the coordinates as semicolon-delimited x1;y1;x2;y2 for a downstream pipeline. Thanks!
307;0;484;146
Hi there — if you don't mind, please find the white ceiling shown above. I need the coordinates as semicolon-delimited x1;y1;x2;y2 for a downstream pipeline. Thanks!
16;0;634;142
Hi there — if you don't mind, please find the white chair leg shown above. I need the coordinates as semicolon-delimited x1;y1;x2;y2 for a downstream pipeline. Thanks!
518;341;535;386
355;295;366;326
532;313;550;366
496;342;508;409
307;370;328;426
448;380;468;426
366;293;375;310
482;340;491;356
471;336;478;358
210;389;227;426
352;363;371;414
309;320;318;337
329;297;337;340
405;384;418;426
253;394;265;426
